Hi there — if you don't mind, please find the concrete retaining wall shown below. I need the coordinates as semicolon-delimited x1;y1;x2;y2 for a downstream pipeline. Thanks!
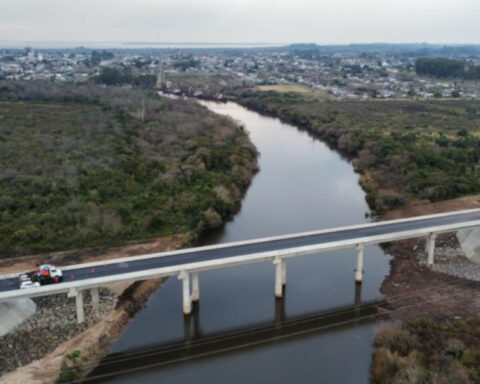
0;299;36;336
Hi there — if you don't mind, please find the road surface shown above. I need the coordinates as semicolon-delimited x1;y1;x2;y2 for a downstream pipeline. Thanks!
1;210;479;293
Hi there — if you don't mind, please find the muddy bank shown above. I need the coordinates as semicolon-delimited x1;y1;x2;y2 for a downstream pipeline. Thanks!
372;195;480;384
0;278;167;384
380;196;480;322
381;235;480;322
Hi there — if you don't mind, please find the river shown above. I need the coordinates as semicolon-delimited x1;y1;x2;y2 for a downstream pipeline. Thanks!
92;100;391;383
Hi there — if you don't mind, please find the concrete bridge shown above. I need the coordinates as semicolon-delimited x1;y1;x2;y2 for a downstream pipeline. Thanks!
1;209;480;323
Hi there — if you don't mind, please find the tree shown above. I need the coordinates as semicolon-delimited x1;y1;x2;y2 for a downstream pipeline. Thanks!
95;67;133;86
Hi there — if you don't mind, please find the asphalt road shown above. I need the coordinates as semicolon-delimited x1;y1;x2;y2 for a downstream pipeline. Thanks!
1;211;479;293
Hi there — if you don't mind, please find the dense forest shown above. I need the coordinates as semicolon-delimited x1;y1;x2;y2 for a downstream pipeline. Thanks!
236;90;480;212
95;67;157;87
416;57;480;80
0;82;257;257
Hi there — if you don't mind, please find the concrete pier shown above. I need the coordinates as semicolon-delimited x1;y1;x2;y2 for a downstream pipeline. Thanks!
91;287;99;312
75;290;84;324
1;209;479;319
179;271;192;315
68;288;85;324
355;244;364;283
192;272;199;302
426;232;437;265
274;257;284;298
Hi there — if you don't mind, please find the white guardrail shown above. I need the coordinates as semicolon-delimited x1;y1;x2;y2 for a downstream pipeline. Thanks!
1;208;480;303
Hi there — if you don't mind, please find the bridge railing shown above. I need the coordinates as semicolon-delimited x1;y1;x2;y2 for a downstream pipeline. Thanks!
1;208;480;321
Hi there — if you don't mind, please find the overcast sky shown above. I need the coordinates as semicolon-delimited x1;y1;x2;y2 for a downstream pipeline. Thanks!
1;0;479;45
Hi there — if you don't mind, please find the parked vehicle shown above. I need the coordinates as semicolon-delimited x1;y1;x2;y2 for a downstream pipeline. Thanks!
20;281;41;289
18;264;63;288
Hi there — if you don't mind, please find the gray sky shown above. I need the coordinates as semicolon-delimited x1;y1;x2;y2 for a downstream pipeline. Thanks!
1;0;479;45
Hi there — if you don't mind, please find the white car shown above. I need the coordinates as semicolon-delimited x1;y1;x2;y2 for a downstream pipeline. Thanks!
20;281;41;289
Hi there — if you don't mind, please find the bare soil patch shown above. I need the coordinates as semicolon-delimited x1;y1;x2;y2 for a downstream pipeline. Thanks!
383;194;480;221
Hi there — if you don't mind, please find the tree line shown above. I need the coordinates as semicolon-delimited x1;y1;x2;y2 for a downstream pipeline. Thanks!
415;57;480;80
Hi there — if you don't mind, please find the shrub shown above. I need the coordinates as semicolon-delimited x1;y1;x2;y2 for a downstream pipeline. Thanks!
375;325;418;356
0;81;257;256
202;208;222;229
56;351;87;383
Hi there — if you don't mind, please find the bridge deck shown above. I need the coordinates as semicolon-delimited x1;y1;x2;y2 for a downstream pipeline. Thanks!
1;209;480;296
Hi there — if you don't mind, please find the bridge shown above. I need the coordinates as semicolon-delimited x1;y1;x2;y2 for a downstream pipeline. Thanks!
1;208;480;323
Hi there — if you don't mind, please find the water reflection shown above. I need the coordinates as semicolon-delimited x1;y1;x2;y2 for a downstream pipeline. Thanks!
87;294;385;383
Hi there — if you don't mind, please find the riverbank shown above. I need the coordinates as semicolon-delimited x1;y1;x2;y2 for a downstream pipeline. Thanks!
0;278;167;384
370;196;480;383
0;83;258;381
233;89;480;213
0;235;184;383
0;84;259;382
3;92;478;383
380;194;480;321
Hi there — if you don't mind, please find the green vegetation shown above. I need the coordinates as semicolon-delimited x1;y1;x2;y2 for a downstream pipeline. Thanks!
57;351;88;383
88;50;114;66
236;90;480;212
372;318;480;384
173;56;201;72
0;81;257;257
95;67;157;88
415;57;480;80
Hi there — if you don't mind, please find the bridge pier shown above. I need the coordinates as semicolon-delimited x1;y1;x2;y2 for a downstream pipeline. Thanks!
179;271;192;315
355;244;364;283
68;288;85;324
426;232;437;265
192;272;200;302
91;288;99;312
274;257;286;298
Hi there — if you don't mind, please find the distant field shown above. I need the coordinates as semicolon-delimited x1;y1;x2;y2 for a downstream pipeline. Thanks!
255;84;313;94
